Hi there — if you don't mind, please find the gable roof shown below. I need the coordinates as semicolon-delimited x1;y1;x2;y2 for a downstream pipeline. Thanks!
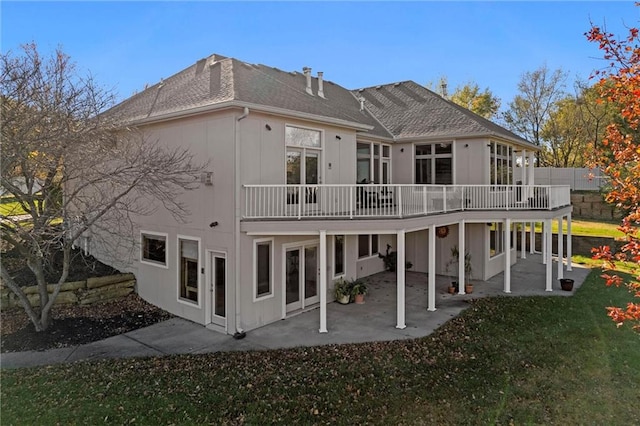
106;54;534;148
352;81;536;148
106;54;392;138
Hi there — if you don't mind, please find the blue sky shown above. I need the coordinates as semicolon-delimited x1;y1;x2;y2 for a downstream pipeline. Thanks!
2;2;637;109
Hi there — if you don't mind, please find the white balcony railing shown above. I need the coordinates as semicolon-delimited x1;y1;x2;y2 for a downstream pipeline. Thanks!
243;184;571;220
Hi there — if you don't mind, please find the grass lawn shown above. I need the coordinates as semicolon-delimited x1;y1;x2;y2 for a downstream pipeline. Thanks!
2;270;638;424
0;200;26;217
529;218;625;238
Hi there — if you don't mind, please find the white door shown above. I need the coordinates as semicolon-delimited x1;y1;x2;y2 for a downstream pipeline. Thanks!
285;244;319;313
210;252;226;327
286;148;320;213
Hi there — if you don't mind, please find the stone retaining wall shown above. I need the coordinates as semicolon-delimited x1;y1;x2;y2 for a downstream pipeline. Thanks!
1;273;136;310
517;233;626;257
571;192;624;221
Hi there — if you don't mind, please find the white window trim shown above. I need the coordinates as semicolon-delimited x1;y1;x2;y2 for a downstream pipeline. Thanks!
488;222;504;259
177;234;201;308
358;234;379;259
333;235;346;279
284;123;324;184
140;230;169;269
254;237;275;302
413;141;454;184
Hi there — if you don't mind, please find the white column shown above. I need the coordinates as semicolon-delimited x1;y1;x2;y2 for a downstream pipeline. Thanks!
545;219;553;291
557;216;564;280
542;221;547;264
528;151;535;186
567;213;573;271
396;230;406;329
428;225;436;311
458;220;466;295
319;230;328;333
504;218;511;293
530;221;535;254
522;150;528;185
520;222;526;259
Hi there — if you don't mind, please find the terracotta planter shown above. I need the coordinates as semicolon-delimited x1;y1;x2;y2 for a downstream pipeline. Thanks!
465;284;473;294
448;281;458;294
560;278;574;291
354;294;365;304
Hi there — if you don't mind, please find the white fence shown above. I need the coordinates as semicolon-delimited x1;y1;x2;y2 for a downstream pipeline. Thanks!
514;167;606;191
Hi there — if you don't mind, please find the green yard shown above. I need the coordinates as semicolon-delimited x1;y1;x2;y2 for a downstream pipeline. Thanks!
530;218;624;238
0;200;26;217
2;269;638;424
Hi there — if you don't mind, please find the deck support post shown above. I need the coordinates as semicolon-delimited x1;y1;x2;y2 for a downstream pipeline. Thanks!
319;230;328;333
530;221;536;254
557;216;564;280
396;230;406;329
428;224;436;311
542;221;547;264
520;222;526;259
458;220;466;295
545;219;553;291
504;218;511;293
567;213;573;271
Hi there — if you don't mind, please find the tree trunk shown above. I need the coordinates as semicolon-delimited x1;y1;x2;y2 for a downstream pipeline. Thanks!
0;264;44;331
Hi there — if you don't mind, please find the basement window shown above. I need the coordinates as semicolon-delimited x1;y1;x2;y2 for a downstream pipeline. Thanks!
141;232;168;268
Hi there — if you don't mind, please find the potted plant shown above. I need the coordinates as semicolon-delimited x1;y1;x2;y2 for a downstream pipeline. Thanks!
333;279;351;304
446;245;473;294
350;279;368;304
379;243;413;272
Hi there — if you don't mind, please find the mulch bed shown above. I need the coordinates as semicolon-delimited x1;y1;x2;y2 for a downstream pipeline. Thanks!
1;293;174;353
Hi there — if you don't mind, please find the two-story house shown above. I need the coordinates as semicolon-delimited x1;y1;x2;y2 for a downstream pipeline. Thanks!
99;54;573;336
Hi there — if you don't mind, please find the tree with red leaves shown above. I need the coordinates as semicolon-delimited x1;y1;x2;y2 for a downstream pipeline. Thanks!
586;5;640;332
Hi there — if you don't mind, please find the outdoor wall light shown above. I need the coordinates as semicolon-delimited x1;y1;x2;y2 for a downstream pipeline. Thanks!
265;124;272;131
209;221;219;227
335;135;341;140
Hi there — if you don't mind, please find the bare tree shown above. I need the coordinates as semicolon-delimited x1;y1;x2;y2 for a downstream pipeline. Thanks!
1;44;206;331
502;65;567;165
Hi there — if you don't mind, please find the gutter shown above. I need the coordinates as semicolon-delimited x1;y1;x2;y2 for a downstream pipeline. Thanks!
123;101;374;132
233;107;249;338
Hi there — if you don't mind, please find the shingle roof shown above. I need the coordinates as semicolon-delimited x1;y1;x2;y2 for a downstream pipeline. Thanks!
352;81;535;147
106;54;532;147
106;54;392;138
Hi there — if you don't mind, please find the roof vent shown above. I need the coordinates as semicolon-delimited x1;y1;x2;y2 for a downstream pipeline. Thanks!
317;71;325;98
359;96;365;111
440;81;448;98
303;67;313;96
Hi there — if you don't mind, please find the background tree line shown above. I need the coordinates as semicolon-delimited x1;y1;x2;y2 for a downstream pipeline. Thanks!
433;65;618;168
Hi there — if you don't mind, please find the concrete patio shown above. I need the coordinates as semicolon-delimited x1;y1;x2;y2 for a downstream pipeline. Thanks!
1;253;591;369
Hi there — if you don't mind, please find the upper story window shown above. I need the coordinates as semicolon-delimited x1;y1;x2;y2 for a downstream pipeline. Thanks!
490;142;513;185
415;142;452;184
286;126;322;187
286;126;321;148
357;142;391;184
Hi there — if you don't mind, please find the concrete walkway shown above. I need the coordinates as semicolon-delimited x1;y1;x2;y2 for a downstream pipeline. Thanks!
1;254;591;369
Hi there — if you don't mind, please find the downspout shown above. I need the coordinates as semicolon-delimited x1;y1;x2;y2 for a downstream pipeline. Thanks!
234;107;249;338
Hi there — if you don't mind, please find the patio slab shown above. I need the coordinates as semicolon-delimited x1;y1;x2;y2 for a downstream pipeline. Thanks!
1;254;591;369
